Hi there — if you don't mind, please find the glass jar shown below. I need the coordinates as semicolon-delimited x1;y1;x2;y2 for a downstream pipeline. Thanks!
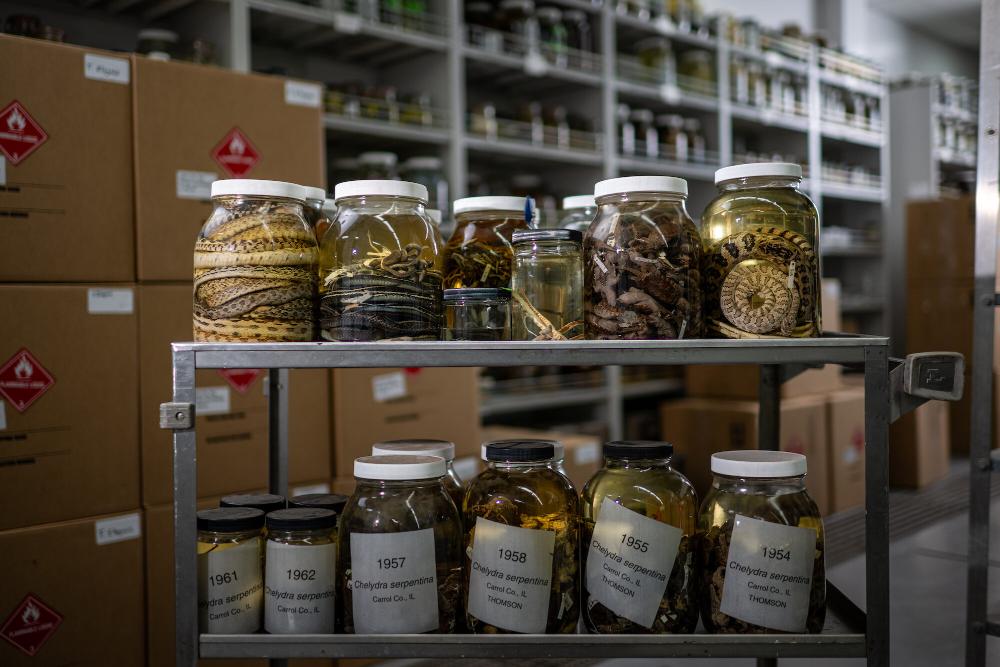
264;508;338;634
630;108;658;158
684;117;706;162
444;196;529;289
442;288;512;341
400;156;449;214
558;195;596;233
618;104;636;156
319;180;443;341
585;176;703;340
678;50;714;89
196;507;265;634
464;440;580;634
731;57;750;105
581;441;698;633
699;163;821;338
316;198;336;244
636;37;676;86
657;114;686;161
698;451;826;634
537;7;568;67
220;493;286;515
288;493;349;521
371;439;466;510
500;0;537;55
511;229;584;340
302;185;327;233
562;9;592;52
137;28;179;60
338;455;464;633
357;151;398;180
194;180;317;342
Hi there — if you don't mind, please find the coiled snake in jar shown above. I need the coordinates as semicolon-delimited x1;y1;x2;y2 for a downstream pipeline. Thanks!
703;226;818;338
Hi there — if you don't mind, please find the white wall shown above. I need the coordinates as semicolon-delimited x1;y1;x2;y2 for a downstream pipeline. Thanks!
852;9;978;79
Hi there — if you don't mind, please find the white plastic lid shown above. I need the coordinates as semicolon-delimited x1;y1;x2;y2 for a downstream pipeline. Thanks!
138;29;179;42
453;196;526;215
402;156;443;171
334;179;428;203
562;194;596;210
594;176;688;199
372;439;456;461
711;451;807;478
714;162;803;184
358;151;398;166
302;186;326;203
427;209;442;224
354;454;446;480
211;179;308;201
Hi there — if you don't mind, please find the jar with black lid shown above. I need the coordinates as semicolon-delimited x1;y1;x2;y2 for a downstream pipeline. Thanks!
197;507;265;634
220;493;286;515
289;493;349;521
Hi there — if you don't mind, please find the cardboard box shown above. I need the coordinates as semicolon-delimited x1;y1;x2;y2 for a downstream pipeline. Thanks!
661;395;829;513
826;387;866;513
139;284;331;505
890;400;950;488
479;425;602;490
0;511;144;666
331;368;481;477
905;196;974;284
0;35;135;282
132;56;324;281
0;284;140;530
685;279;843;400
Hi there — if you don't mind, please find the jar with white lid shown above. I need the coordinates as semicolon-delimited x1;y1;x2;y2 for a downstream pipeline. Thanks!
372;439;465;510
194;179;317;342
558;194;596;233
357;151;398;180
338;455;463;634
319;180;443;341
698;451;826;634
196;507;265;634
444;196;530;289
584;176;703;340
699;163;821;339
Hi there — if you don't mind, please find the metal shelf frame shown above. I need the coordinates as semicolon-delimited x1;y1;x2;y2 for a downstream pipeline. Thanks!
166;336;893;667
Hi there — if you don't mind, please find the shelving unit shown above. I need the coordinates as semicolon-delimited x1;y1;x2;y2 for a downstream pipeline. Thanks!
163;336;904;666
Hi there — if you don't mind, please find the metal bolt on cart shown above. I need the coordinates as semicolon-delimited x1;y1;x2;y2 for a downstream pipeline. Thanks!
161;338;962;667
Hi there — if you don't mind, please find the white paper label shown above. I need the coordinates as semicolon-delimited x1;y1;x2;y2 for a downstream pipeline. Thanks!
198;538;264;634
585;499;681;628
660;84;682;105
95;512;142;545
87;288;134;314
0;400;6;430
452;456;478;480
292;482;331;496
84;53;130;84
265;541;337;633
0;156;6;186
371;371;407;402
573;441;600;465
719;515;817;632
467;517;555;633
176;170;217;200
349;529;439;633
285;81;322;108
334;12;362;34
524;50;549;77
196;386;231;416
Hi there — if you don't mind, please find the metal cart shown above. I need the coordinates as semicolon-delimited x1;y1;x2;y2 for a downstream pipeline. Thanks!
162;337;960;667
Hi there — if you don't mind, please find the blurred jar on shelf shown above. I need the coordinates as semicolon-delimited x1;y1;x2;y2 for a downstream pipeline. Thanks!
401;156;449;214
537;6;568;68
563;9;592;53
636;37;676;86
137;28;179;60
678;50;714;93
500;0;538;56
559;195;597;234
657;114;686;161
358;151;398;180
630;108;658;158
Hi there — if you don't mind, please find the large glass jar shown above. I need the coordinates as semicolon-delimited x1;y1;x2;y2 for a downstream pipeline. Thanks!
442;288;512;341
511;229;584;340
558;195;596;233
196;507;265;634
264;508;338;634
444;196;529;289
580;441;698;633
194;180;317;342
585;176;703;340
371;439;466;510
464;440;580;634
319;180;443;341
338;455;463;633
699;163;821;339
698;451;826;634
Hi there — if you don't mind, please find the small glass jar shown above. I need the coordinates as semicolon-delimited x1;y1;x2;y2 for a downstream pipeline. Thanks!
196;507;265;634
445;196;529;289
371;439;466;510
338;455;464;634
137;28;178;60
220;493;286;515
464;440;580;634
581;441;698;633
630;108;658;158
558;195;596;234
684;118;707;162
302;185;327;233
698;451;826;634
442;288;512;341
357;151;398;180
699;163;821;338
194;180;317;342
657;114;686;160
264;508;338;634
288;493;349;522
585;176;703;340
511;229;584;340
319;180;443;341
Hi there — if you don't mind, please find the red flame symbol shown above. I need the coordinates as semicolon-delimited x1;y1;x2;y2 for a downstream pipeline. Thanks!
14;356;33;379
229;133;246;155
21;602;40;625
7;107;26;133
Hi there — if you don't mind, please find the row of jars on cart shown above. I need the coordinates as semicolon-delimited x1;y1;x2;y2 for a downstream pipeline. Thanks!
192;162;821;344
198;439;826;635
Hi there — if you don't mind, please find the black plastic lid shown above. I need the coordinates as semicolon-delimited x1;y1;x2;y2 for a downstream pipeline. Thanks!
289;493;348;515
220;493;286;514
485;439;557;462
511;229;583;244
443;287;512;302
197;507;265;532
265;507;337;531
604;440;673;459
